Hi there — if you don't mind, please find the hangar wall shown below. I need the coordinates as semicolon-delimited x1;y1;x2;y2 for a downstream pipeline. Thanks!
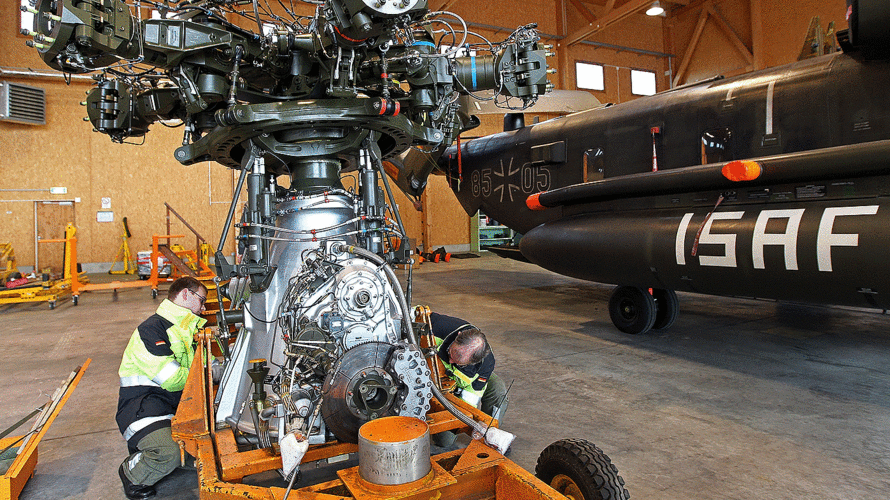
0;0;850;270
667;0;848;85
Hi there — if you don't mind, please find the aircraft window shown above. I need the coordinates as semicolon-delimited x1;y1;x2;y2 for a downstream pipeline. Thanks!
584;148;605;181
631;70;657;96
701;129;732;164
576;62;605;91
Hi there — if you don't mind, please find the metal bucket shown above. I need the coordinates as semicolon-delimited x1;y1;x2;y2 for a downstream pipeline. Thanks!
357;416;431;485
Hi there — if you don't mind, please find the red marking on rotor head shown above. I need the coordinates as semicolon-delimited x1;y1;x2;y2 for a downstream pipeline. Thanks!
333;26;367;43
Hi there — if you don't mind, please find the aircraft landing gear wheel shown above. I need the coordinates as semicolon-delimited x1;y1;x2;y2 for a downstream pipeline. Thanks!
72;295;79;306
651;289;678;330
151;289;158;299
49;300;55;310
608;286;655;334
536;438;629;500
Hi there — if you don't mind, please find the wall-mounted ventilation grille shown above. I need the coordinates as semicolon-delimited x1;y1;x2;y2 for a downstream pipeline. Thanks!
0;81;46;125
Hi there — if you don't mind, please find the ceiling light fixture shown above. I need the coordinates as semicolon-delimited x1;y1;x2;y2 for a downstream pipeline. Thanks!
646;1;665;16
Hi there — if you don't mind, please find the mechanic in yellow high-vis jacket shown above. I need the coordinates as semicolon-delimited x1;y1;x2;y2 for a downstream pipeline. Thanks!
116;277;207;500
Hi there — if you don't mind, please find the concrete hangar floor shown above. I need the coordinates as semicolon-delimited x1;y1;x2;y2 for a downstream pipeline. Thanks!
0;253;888;499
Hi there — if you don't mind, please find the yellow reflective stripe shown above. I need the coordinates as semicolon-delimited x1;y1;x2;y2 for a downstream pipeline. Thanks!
152;360;181;385
441;360;483;395
451;367;478;386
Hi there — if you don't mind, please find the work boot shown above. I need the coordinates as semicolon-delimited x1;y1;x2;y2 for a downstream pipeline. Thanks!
119;464;156;499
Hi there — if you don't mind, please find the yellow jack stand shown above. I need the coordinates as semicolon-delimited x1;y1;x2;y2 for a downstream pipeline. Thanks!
109;217;135;275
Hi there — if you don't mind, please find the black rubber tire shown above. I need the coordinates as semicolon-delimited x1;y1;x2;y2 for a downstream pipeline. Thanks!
72;295;79;306
608;286;656;334
151;289;158;300
536;438;629;500
651;289;679;330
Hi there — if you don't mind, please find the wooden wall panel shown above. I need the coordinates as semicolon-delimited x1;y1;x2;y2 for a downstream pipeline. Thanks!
668;0;753;84
36;201;75;274
423;176;469;249
559;8;669;101
668;0;848;85
0;79;94;268
760;0;847;68
0;204;34;270
447;0;559;37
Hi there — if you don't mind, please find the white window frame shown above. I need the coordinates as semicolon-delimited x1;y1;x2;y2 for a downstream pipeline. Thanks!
631;69;657;96
576;62;604;91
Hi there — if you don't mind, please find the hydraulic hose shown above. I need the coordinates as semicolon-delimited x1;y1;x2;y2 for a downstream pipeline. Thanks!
376;156;414;305
333;244;488;436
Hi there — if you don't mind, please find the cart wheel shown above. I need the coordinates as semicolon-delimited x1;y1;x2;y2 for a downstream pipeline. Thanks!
72;296;79;306
49;301;55;310
152;289;158;299
536;438;629;500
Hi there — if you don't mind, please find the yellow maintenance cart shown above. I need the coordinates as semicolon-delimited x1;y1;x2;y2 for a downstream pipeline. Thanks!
170;311;629;500
0;243;20;286
0;225;88;309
